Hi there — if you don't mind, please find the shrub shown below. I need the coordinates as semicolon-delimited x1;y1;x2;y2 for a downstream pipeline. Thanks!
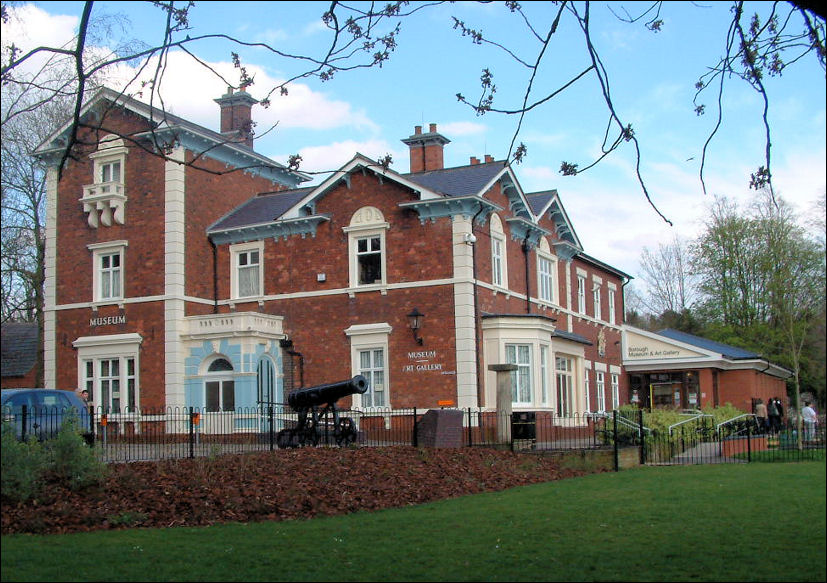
1;421;46;504
1;413;107;504
42;412;108;491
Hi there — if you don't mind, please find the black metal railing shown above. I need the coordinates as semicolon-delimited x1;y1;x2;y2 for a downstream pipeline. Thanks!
4;404;823;465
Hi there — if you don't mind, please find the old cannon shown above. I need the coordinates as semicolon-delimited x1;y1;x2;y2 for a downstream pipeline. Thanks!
276;375;368;448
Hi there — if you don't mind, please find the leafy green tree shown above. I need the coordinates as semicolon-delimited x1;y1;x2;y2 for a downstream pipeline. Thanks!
692;190;826;419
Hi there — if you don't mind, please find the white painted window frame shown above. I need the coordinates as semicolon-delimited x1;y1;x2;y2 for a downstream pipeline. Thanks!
344;207;389;290
230;240;264;300
88;240;127;304
345;323;392;410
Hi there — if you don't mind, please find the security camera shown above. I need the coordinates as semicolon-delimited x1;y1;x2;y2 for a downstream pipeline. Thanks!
463;233;477;244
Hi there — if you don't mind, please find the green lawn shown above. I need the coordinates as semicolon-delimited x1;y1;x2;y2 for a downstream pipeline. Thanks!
2;462;825;582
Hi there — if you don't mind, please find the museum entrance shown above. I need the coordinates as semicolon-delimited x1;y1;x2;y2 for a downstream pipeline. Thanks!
629;371;701;411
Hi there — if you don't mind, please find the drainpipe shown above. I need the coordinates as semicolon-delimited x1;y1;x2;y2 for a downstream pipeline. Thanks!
279;339;305;389
209;237;219;314
523;236;531;314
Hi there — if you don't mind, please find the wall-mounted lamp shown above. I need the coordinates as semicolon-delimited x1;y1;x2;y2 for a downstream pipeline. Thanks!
407;307;425;345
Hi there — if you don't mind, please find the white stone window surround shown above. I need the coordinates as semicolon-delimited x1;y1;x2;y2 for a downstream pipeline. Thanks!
595;361;608;413
345;322;392;410
576;268;587;315
88;240;128;305
607;283;617;325
82;135;128;228
537;237;558;305
583;359;592;414
230;240;265;300
505;343;533;405
592;275;603;321
490;214;507;290
74;333;142;413
344;206;389;292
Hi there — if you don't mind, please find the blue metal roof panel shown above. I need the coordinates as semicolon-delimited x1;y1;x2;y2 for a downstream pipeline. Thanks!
656;329;759;359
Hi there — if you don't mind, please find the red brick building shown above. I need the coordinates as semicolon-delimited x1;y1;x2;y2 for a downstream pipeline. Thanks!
36;88;629;425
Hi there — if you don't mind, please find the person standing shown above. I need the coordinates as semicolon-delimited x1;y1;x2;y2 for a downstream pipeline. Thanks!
802;401;818;442
754;399;768;433
767;397;781;434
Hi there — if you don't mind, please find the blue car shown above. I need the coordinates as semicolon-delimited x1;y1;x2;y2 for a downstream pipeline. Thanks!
1;388;94;445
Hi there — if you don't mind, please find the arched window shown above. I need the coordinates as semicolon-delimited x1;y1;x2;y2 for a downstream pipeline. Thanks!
257;357;277;404
205;357;234;412
344;206;389;288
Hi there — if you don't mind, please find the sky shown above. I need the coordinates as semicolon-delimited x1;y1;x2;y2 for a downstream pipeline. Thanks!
4;1;826;287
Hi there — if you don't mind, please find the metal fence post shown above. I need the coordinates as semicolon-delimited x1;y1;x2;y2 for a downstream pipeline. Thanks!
21;405;28;442
412;407;418;447
747;422;752;463
613;410;619;472
638;407;646;465
188;407;195;459
268;405;274;451
467;408;473;447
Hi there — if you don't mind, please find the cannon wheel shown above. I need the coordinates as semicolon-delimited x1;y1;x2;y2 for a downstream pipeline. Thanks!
276;428;300;449
294;417;318;447
336;417;357;446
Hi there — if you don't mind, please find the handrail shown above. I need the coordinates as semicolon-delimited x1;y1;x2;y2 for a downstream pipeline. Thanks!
592;410;652;434
716;413;757;434
669;414;714;436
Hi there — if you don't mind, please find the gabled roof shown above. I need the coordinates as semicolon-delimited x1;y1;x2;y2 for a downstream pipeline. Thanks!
655;329;759;360
526;190;582;253
404;161;506;198
34;86;309;187
1;322;39;378
208;188;315;233
622;325;792;379
525;190;557;216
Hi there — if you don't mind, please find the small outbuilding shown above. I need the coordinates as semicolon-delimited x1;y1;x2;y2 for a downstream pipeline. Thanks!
1;322;40;389
622;326;791;413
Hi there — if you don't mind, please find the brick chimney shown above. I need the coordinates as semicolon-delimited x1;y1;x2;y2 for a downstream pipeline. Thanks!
214;86;258;148
401;123;451;173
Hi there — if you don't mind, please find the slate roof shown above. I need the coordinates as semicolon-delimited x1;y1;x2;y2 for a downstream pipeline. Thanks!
404;161;506;198
552;329;593;345
525;190;557;216
1;322;39;377
655;329;759;360
208;188;315;232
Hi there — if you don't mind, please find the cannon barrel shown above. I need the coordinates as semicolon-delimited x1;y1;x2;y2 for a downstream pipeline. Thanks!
287;375;368;409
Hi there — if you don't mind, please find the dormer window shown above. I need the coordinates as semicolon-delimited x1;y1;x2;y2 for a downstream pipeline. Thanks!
82;135;128;228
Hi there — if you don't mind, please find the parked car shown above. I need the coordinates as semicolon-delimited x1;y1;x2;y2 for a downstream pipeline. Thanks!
1;388;94;445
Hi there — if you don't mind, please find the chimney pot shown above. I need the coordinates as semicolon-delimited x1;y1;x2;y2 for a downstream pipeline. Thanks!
402;123;450;173
215;87;259;149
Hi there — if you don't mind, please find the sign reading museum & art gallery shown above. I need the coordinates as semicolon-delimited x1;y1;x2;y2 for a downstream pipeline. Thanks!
402;350;453;374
